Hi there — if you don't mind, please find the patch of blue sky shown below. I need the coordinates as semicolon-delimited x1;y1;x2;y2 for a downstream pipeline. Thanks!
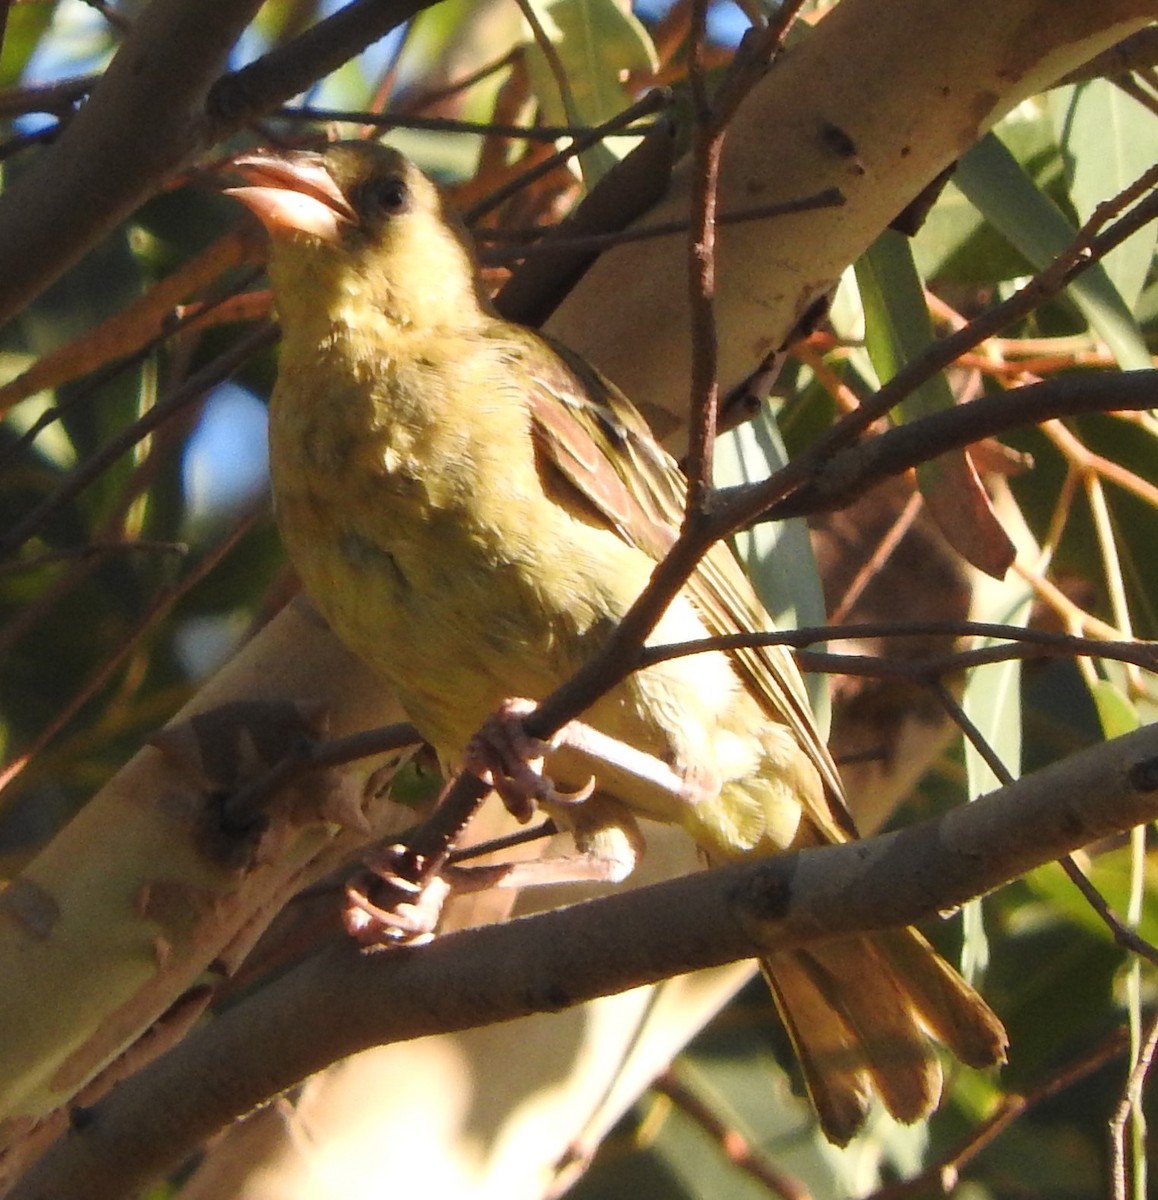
227;21;272;73
633;0;677;23
20;0;112;83
317;0;408;90
633;0;752;46
706;1;751;47
182;382;269;523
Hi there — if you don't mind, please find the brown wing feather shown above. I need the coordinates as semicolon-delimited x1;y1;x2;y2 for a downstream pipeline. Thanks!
506;325;855;839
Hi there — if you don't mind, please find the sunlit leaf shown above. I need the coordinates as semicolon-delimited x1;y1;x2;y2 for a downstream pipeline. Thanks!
1088;677;1141;740
1049;79;1158;311
522;0;658;181
961;569;1034;978
715;407;829;724
955;134;1151;369
855;231;1014;576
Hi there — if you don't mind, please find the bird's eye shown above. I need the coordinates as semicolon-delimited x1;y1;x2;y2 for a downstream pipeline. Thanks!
362;176;410;217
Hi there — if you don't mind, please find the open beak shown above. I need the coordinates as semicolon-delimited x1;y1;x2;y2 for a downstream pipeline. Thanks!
226;149;356;242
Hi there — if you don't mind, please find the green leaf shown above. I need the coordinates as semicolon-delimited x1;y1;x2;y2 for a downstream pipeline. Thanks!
522;0;658;182
854;232;1015;576
955;134;1151;369
1088;678;1141;740
714;407;829;726
855;230;954;424
1049;79;1158;311
960;569;1034;977
1023;844;1158;948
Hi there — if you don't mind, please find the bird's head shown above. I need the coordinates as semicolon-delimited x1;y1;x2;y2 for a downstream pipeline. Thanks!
227;141;491;333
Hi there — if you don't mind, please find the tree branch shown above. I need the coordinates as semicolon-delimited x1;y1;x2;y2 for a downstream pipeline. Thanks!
13;721;1158;1200
0;0;262;326
767;371;1158;520
0;0;440;327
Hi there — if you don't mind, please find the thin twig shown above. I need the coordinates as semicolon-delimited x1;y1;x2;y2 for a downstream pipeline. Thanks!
682;0;723;506
642;617;1157;667
829;488;924;623
0;540;188;577
652;1068;813;1200
766;371;1158;520
276;105;659;142
0;508;263;798
1058;857;1158;968
1110;1008;1158;1200
795;640;1154;678
0;325;277;563
474;188;845;260
220;721;424;828
204;0;436;135
930;682;1158;970
448;819;558;865
823;169;1158;447
463;89;670;223
393;49;518;115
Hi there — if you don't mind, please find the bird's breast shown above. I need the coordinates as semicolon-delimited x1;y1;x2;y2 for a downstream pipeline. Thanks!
266;343;650;753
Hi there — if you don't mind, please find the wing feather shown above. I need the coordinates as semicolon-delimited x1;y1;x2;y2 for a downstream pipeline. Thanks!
501;324;854;838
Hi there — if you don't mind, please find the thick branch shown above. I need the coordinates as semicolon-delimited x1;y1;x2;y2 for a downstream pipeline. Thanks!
0;0;437;327
206;0;435;132
0;0;261;326
14;722;1158;1200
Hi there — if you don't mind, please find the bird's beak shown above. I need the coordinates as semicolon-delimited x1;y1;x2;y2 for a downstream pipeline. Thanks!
226;150;356;243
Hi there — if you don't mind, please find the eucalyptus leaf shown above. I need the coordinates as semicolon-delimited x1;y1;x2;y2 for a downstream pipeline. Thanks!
1049;79;1158;311
960;569;1034;978
955;134;1151;369
522;0;658;181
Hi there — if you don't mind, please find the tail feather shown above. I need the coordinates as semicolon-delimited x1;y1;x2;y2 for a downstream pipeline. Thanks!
762;930;1006;1145
875;927;1009;1068
761;951;872;1144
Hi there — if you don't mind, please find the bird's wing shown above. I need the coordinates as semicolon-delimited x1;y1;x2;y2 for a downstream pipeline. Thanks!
499;324;855;838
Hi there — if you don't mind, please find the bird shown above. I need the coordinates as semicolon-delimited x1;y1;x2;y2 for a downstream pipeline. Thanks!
227;139;1007;1145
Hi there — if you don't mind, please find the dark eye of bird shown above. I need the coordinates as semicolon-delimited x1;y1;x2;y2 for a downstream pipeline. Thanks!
362;175;410;218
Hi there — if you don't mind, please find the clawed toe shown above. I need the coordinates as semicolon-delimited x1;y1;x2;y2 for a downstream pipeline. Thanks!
342;844;451;948
465;697;582;821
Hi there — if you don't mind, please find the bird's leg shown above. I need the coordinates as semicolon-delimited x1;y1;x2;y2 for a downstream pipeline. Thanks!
468;697;714;825
464;699;594;823
343;806;642;949
346;697;703;948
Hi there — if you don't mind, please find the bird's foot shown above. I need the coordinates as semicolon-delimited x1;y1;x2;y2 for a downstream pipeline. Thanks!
466;698;595;823
343;828;634;950
343;843;452;948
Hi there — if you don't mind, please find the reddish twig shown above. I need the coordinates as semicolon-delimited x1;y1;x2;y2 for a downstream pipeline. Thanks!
652;1067;813;1200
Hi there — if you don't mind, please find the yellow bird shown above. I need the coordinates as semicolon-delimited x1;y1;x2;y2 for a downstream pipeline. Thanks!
228;140;1006;1145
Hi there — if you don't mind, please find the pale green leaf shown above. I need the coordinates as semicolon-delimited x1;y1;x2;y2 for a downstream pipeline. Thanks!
1049;79;1158;311
1088;677;1142;740
955;134;1151;369
522;0;658;181
714;407;829;726
960;571;1034;977
855;230;954;423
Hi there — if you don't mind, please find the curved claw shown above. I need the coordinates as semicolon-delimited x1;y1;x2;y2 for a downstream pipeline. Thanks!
342;845;451;948
541;775;597;807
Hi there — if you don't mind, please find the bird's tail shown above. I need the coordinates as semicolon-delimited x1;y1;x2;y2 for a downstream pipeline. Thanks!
761;926;1007;1145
